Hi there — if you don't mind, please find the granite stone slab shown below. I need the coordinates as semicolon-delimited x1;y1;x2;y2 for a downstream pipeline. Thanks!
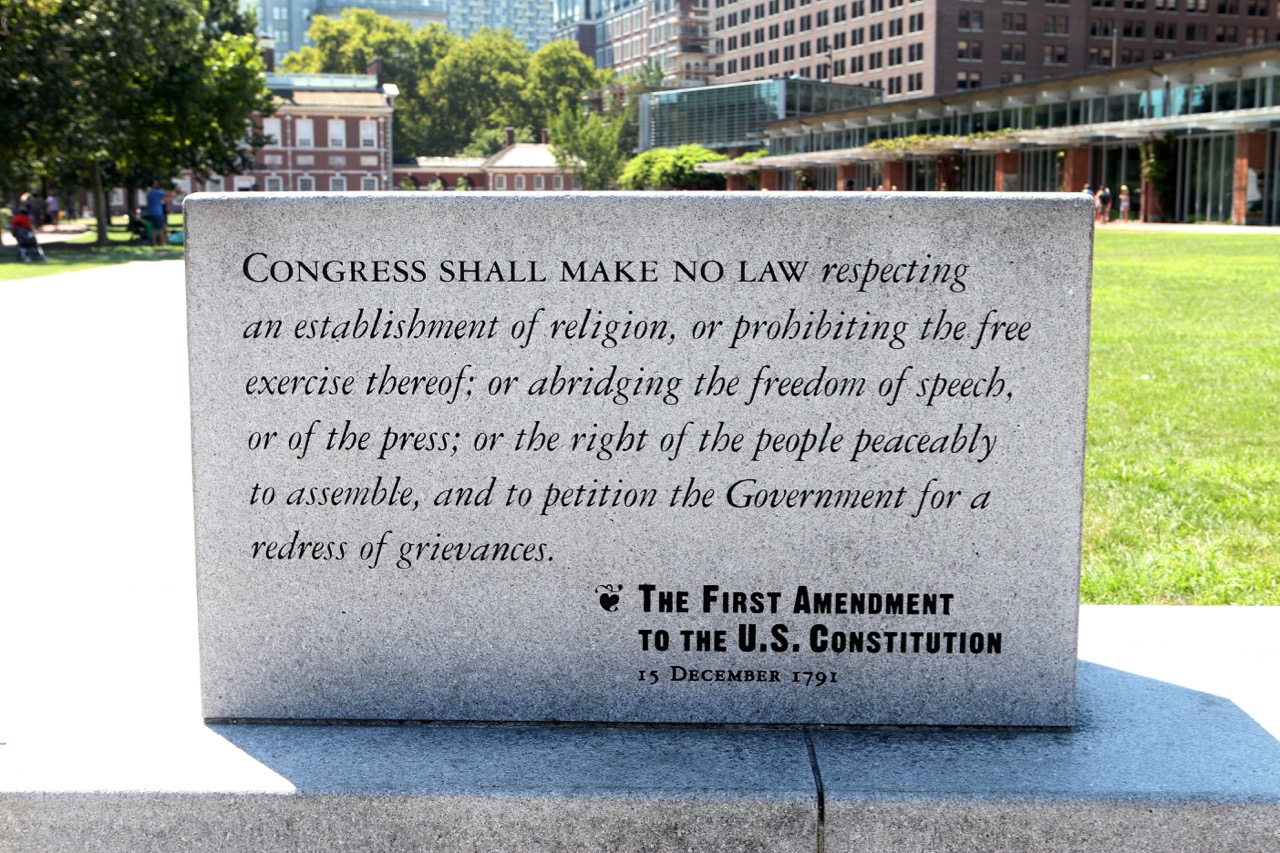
814;662;1280;852
185;192;1093;725
3;726;818;853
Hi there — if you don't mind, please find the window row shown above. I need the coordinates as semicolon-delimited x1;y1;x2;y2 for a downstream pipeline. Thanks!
261;118;379;150
492;174;570;190
257;176;380;192
727;21;926;45
716;0;929;27
725;43;923;68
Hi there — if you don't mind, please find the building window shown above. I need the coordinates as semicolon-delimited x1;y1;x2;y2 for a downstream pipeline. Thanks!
361;177;378;191
1091;17;1114;35
957;38;982;59
1088;46;1114;64
515;175;526;190
800;40;811;56
1123;20;1145;36
295;119;314;148
553;175;564;190
850;26;864;44
1044;44;1068;63
1185;22;1208;40
908;11;924;31
262;118;282;146
799;13;811;29
870;0;883;11
887;46;903;64
1000;71;1026;83
868;50;883;68
907;71;923;91
888;16;902;35
1001;41;1025;61
298;177;314;191
834;4;847;20
956;70;981;88
361;121;377;148
495;175;507;190
870;21;884;38
851;0;864;16
908;42;924;61
329;176;346;191
817;9;829;25
887;75;902;94
1245;25;1267;43
1001;12;1026;31
328;119;346;148
1214;24;1238;41
958;9;982;29
1045;15;1068;34
265;176;282;192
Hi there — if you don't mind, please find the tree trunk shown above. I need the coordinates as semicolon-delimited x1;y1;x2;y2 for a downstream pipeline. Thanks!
92;162;110;245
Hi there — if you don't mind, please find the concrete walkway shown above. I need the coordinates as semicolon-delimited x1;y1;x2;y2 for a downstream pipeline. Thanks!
2;262;1277;852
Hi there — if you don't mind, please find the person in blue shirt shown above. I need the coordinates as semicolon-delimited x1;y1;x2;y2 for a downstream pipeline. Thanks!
145;180;172;246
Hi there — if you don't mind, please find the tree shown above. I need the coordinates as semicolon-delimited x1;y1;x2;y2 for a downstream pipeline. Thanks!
0;0;272;242
550;106;625;190
420;29;530;155
521;40;606;133
282;10;457;158
618;145;727;190
461;126;534;158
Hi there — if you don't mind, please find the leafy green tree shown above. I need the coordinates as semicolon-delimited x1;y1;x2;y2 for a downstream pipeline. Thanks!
617;145;726;190
0;0;272;242
550;106;625;190
421;28;530;155
521;40;606;132
461;126;534;157
282;10;456;158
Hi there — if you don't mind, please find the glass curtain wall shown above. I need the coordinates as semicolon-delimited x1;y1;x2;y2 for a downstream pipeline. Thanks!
1176;133;1236;223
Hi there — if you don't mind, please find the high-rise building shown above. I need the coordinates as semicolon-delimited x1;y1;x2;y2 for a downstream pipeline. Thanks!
555;0;715;86
253;1;447;56
446;0;555;51
710;0;1276;100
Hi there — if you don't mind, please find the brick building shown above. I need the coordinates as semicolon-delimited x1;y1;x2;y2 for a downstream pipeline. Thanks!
231;73;399;193
395;132;580;190
711;0;1277;100
555;0;715;86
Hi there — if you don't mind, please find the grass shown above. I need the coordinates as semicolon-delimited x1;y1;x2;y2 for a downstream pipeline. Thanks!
1;223;1274;603
1083;231;1280;604
0;215;182;282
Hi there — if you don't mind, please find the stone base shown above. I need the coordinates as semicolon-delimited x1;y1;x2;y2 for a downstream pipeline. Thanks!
4;609;1280;852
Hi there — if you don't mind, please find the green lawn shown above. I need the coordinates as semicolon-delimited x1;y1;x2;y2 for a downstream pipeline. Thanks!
1083;231;1280;603
0;215;182;282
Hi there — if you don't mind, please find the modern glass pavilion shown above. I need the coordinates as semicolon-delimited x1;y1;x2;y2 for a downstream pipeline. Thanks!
704;44;1280;225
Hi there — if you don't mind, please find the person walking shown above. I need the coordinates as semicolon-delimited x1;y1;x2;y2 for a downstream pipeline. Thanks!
1118;185;1131;222
44;192;60;229
145;180;171;247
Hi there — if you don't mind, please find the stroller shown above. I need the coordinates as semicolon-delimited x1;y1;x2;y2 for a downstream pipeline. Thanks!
9;210;45;262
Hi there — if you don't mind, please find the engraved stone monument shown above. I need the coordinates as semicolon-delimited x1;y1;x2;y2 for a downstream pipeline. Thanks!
185;192;1093;726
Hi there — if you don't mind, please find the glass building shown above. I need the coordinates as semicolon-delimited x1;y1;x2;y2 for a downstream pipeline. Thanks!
638;78;880;151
